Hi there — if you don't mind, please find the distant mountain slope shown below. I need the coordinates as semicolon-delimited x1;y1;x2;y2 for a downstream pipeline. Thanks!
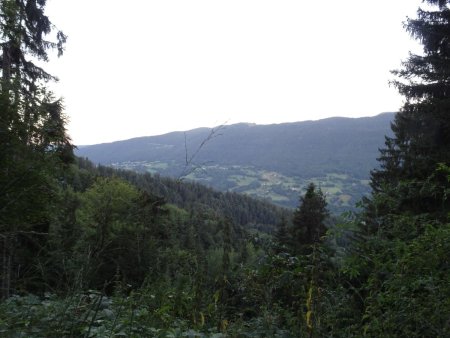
76;113;395;211
78;113;394;178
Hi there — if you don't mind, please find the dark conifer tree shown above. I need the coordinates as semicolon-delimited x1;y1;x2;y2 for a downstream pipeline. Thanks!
368;0;450;229
0;0;72;298
343;3;450;335
292;183;328;254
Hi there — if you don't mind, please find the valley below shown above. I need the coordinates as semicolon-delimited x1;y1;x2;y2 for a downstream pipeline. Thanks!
111;160;371;213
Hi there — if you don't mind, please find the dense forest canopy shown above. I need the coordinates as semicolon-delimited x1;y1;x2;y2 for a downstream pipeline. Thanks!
1;1;449;337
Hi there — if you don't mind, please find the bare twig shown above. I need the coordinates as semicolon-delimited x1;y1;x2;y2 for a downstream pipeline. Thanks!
178;123;227;181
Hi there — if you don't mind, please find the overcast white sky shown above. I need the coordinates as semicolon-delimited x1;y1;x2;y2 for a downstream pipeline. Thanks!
45;0;423;145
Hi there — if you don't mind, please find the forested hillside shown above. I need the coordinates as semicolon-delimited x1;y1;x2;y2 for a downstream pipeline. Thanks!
77;114;394;211
77;157;288;233
1;1;449;337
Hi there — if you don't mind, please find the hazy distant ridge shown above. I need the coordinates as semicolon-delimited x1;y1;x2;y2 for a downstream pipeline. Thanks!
78;113;394;180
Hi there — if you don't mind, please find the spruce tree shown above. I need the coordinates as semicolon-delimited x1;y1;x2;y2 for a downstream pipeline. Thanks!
343;2;450;335
0;0;72;298
292;183;328;254
369;0;450;229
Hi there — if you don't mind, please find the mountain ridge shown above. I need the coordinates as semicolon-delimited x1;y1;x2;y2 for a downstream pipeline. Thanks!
79;113;393;147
